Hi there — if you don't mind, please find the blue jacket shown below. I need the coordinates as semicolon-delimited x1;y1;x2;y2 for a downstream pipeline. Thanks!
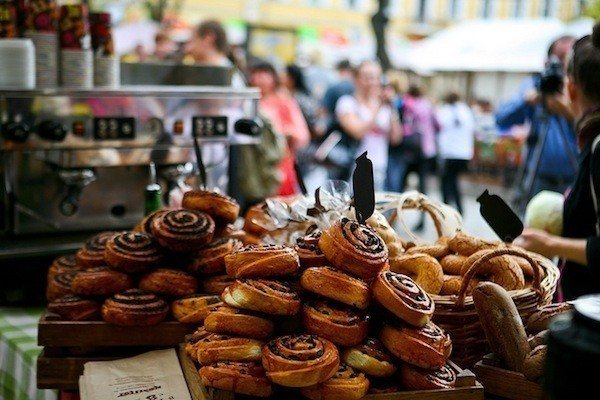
495;77;578;179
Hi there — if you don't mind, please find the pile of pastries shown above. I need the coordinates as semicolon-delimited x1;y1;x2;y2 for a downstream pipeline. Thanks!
46;190;259;325
185;217;456;398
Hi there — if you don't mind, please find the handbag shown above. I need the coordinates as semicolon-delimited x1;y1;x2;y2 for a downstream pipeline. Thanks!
313;121;358;180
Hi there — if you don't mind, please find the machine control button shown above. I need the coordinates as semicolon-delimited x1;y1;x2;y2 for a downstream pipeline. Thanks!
1;122;31;143
37;120;68;141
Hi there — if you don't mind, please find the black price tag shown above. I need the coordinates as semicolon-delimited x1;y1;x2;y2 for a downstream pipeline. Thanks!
477;189;524;243
352;151;375;224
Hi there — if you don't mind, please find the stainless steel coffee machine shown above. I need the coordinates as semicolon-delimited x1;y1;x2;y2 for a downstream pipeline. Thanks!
0;86;259;248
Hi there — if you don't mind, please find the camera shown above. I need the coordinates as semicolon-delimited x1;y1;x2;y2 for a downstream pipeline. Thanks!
538;55;564;95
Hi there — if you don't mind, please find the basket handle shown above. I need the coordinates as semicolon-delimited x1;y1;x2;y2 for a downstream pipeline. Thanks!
456;248;542;307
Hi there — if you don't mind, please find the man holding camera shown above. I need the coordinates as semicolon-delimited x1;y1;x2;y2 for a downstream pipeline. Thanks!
496;36;579;203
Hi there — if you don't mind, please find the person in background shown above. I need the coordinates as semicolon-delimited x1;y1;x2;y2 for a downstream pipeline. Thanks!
249;61;310;196
336;60;402;191
515;24;600;301
496;35;578;201
436;92;475;216
385;78;406;193
283;64;321;137
321;59;355;130
152;30;178;61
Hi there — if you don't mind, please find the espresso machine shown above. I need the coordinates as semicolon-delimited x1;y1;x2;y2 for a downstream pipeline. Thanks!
0;85;260;258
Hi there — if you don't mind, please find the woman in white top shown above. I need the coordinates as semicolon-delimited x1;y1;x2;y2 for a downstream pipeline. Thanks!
335;61;402;190
436;92;475;215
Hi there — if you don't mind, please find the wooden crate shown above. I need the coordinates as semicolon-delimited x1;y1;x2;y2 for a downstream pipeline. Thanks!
179;345;484;400
474;354;543;400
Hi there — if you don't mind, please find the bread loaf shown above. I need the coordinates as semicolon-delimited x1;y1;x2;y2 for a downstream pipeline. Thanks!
523;345;547;381
472;282;530;372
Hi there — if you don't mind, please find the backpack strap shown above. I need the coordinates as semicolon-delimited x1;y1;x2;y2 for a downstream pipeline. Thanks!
591;135;600;235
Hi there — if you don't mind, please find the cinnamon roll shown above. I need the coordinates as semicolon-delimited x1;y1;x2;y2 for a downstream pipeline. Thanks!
182;189;240;224
319;218;389;281
380;321;452;369
187;238;243;276
76;231;118;268
222;279;301;316
262;334;340;387
138;268;198;298
400;363;456;390
46;272;76;301
188;327;263;364
202;275;235;295
295;230;328;268
71;267;134;297
225;244;300;278
47;294;100;321
199;361;273;398
104;231;163;273
133;209;168;235
204;305;275;339
300;267;370;310
372;270;434;327
342;337;397;378
171;294;221;324
152;209;215;252
301;363;370;400
302;301;368;347
101;289;168;326
48;255;82;280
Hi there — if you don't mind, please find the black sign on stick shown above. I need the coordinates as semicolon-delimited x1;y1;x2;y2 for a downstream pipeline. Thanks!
191;123;207;188
477;189;524;243
352;151;375;224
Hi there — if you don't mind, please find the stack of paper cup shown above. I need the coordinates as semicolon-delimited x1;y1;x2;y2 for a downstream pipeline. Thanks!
61;48;93;88
59;4;92;89
0;39;36;89
90;12;118;87
23;0;59;88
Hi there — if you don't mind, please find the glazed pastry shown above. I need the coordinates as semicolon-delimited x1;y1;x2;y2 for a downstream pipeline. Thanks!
300;266;370;310
389;253;444;294
319;218;389;281
262;334;340;387
243;203;270;237
462;250;525;291
171;294;221;324
379;321;452;369
342;337;397;378
101;289;168;326
187;238;243;275
440;254;467;275
295;230;328;268
526;303;573;334
199;361;273;398
372;270;434;327
302;301;368;347
71;267;133;297
202;275;235;295
301;363;370;400
152;209;215;252
46;272;76;301
204;305;275;339
400;363;456;390
139;268;198;298
523;345;547;381
448;232;498;256
189;327;263;364
222;279;301;316
48;255;82;279
406;244;450;260
225;244;299;278
182;189;240;224
104;231;163;273
440;275;480;296
47;294;100;321
133;209;168;235
76;231;118;268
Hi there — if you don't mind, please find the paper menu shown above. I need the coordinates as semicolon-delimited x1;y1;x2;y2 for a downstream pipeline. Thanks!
79;349;192;400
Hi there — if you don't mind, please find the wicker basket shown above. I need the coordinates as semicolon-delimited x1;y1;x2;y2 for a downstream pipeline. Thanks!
431;248;560;368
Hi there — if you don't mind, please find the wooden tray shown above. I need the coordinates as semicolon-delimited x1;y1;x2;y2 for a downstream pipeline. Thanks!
474;354;543;400
179;345;484;400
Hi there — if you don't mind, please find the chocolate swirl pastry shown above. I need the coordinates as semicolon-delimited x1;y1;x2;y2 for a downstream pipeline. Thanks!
187;327;263;364
76;231;119;268
262;334;340;387
101;289;168;326
71;267;134;297
46;272;76;301
302;301;368;347
225;244;300;278
342;337;397;378
199;361;273;398
48;255;83;279
171;294;221;324
400;363;456;390
202;274;235;295
139;268;197;298
134;209;168;235
295;230;328;268
301;363;370;400
372;271;434;327
380;321;452;369
152;209;215;252
222;279;301;316
319;218;388;281
182;189;240;224
188;238;243;276
48;294;100;321
204;305;275;339
300;266;371;310
104;231;163;273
